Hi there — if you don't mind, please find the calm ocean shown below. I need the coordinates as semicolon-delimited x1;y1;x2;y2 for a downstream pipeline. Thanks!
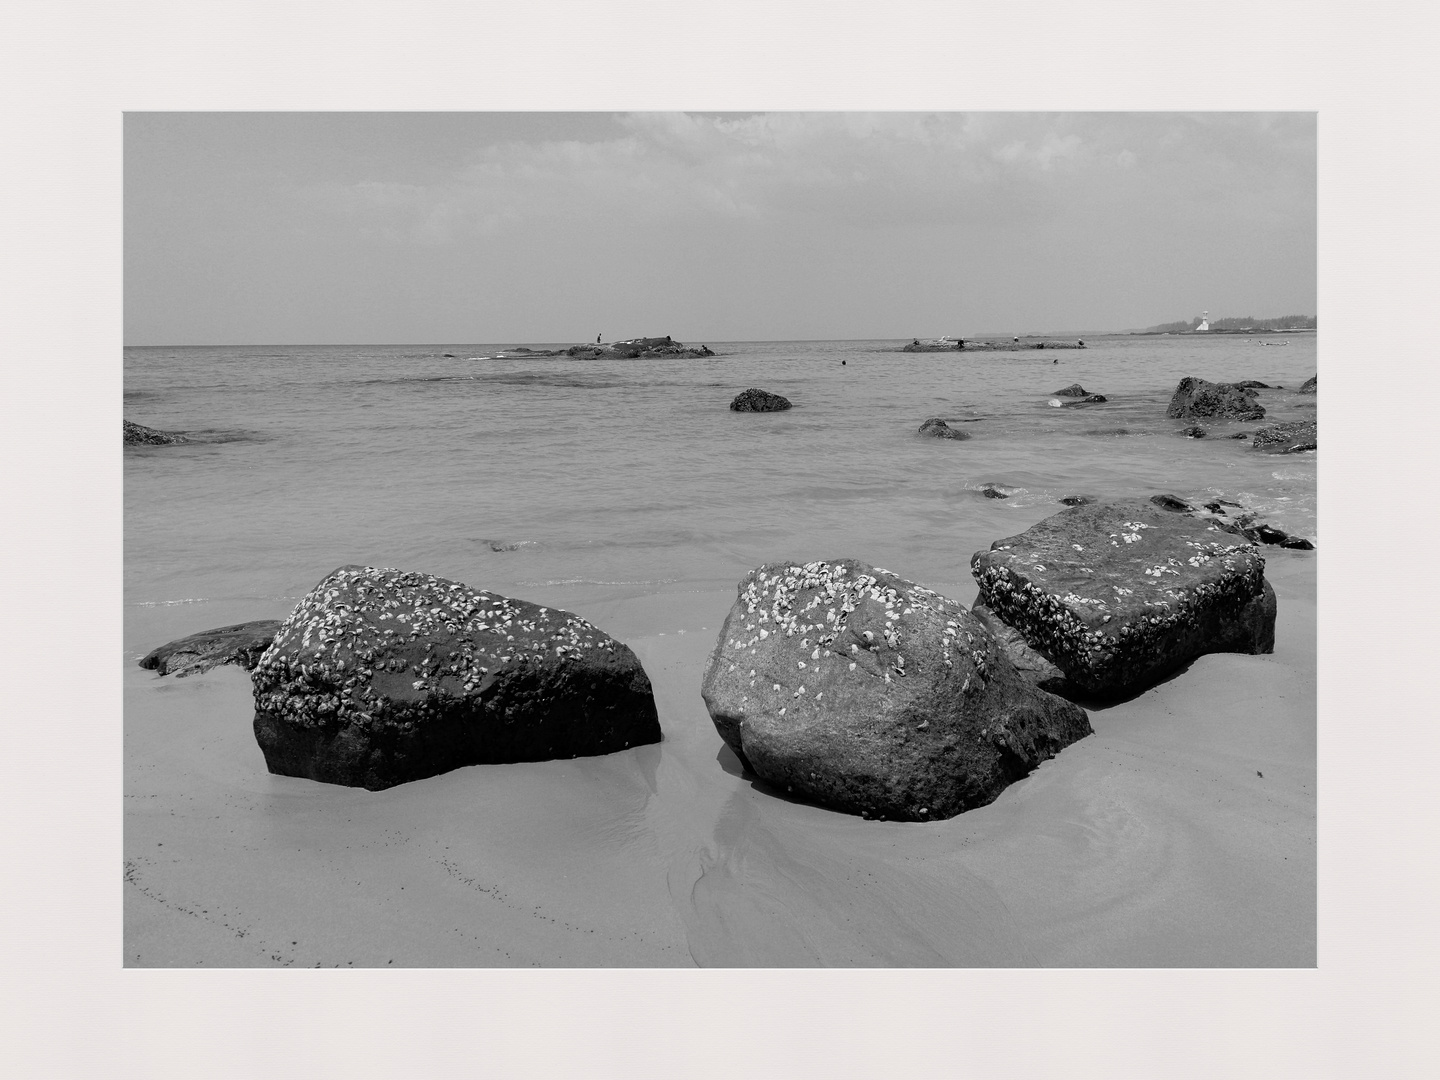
124;334;1317;629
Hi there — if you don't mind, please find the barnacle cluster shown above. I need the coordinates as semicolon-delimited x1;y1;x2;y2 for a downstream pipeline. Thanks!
253;565;615;729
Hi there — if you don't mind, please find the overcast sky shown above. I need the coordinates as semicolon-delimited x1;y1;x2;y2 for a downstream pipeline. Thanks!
124;112;1315;345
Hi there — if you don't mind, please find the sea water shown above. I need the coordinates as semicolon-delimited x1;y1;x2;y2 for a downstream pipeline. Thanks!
123;334;1318;967
124;334;1316;618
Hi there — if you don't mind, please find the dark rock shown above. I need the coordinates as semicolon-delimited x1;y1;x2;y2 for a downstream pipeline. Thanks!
1165;377;1267;421
1299;375;1317;394
970;500;1276;701
1058;394;1107;407
124;419;187;445
700;559;1091;821
251;566;661;790
1217;520;1315;550
443;353;455;358
1150;494;1195;512
1250;420;1317;454
1180;425;1207;438
980;483;1014;499
1233;380;1274;388
1059;495;1095;506
918;417;971;440
140;620;281;678
1228;432;1251;439
567;336;714;359
731;388;792;412
1052;384;1091;397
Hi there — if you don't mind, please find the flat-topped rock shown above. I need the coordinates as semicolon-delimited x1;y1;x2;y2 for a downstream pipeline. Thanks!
140;620;281;677
971;501;1276;701
730;388;792;412
918;417;971;440
251;566;660;790
1165;377;1266;421
700;559;1091;821
1251;420;1317;454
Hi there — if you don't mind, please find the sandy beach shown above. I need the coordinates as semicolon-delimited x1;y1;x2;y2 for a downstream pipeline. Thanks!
124;550;1314;968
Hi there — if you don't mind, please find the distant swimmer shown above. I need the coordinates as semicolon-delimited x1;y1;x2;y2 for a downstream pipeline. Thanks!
841;360;846;365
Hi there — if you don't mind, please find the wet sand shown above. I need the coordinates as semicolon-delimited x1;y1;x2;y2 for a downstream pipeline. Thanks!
124;557;1314;967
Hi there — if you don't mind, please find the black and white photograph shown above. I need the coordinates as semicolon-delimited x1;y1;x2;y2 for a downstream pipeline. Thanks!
123;111;1318;968
8;3;1440;1076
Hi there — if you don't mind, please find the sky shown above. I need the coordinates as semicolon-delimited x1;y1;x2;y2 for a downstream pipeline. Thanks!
124;112;1316;345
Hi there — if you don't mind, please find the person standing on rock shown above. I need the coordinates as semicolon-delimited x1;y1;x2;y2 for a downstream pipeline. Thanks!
596;333;601;344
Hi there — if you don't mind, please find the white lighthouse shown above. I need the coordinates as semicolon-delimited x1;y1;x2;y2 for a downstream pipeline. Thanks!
1196;310;1210;332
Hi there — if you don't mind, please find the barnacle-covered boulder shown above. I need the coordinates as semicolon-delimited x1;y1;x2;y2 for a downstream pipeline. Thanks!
1165;377;1266;421
970;501;1276;702
251;566;660;790
140;620;281;677
700;560;1091;822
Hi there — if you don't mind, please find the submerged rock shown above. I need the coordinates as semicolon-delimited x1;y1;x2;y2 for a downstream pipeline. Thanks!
1150;493;1195;512
1250;420;1317;454
251;566;661;790
1165;377;1267;421
980;483;1015;499
731;388;792;412
701;560;1090;821
1180;425;1207;438
1059;495;1095;506
970;501;1276;701
124;419;187;445
918;417;971;440
1058;394;1107;407
139;620;281;678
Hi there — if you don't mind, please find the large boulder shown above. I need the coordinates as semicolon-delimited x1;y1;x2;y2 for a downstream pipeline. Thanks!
730;388;792;412
1052;383;1092;397
1298;375;1317;394
124;419;187;445
970;501;1276;701
1165;377;1266;421
139;620;281;677
700;560;1091;821
1250;420;1317;454
251;566;661;790
918;417;971;440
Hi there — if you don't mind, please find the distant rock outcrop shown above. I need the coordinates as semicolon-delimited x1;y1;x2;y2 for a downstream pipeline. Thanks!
1165;377;1267;421
701;559;1091;821
124;420;187;445
140;621;281;677
1250;420;1317;454
567;336;714;359
730;388;792;412
251;566;661;790
970;500;1276;701
917;417;971;440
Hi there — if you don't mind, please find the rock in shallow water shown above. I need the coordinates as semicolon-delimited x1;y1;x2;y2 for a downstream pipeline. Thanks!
700;559;1091;821
970;501;1276;701
730;388;792;412
918;417;971;440
124;419;187;445
1166;377;1266;421
251;566;660;790
1250;420;1317;454
140;620;281;677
